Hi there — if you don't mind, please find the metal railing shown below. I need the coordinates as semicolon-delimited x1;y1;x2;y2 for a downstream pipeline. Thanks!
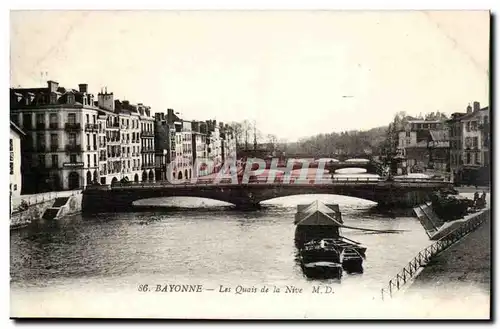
380;208;490;300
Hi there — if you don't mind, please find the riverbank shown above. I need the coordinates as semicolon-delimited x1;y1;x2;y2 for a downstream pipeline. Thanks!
402;209;491;318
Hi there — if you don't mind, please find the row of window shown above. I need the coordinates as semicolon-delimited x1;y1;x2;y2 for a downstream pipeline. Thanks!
10;139;14;175
13;113;155;133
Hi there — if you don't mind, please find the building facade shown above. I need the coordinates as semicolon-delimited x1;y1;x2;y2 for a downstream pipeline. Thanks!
10;81;102;192
11;80;239;190
139;104;155;182
447;102;490;184
10;122;25;198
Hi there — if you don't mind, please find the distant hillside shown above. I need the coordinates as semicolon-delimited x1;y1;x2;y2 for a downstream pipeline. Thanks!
283;125;388;157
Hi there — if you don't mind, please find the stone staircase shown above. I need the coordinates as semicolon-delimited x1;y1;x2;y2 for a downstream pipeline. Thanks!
41;197;70;220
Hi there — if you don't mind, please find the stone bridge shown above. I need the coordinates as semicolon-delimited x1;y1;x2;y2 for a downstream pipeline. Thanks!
82;178;452;213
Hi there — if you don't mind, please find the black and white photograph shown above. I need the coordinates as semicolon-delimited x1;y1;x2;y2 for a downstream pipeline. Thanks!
8;9;491;319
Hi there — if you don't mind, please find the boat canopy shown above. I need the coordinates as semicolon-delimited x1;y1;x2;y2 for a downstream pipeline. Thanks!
296;200;339;213
295;200;343;226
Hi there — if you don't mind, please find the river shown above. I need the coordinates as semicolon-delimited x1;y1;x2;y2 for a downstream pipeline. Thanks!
10;181;437;318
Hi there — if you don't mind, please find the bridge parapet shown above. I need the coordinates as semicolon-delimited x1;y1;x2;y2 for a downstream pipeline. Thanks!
85;177;452;191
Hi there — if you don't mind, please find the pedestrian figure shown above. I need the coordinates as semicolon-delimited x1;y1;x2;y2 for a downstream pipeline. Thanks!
474;191;479;206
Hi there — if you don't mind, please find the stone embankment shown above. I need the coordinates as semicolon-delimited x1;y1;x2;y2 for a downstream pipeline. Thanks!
10;190;82;229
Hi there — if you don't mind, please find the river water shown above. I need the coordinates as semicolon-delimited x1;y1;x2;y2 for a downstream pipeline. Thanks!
10;181;439;318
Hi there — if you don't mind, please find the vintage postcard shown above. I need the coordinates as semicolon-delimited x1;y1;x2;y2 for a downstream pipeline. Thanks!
9;10;491;319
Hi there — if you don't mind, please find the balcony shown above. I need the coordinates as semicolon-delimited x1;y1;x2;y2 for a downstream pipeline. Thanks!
142;148;155;153
85;123;99;132
63;162;84;168
49;123;59;129
50;145;59;152
99;156;107;161
141;131;154;138
64;123;81;131
35;123;46;130
65;144;82;153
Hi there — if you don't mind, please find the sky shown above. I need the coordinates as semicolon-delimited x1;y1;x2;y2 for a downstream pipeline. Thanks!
10;10;490;141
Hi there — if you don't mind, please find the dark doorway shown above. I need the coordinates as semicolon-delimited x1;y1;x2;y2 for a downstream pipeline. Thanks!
68;172;80;190
134;174;139;182
86;171;92;185
148;170;154;181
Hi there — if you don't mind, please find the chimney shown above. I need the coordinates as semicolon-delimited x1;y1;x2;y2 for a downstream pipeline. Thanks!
473;101;480;112
47;80;59;93
219;122;224;130
78;83;88;93
167;109;175;123
466;104;472;114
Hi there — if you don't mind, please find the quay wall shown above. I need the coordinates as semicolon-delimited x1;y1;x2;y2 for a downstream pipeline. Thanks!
10;200;54;229
10;190;82;229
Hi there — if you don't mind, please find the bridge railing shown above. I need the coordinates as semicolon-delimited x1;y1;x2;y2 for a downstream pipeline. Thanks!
380;208;490;301
92;176;451;190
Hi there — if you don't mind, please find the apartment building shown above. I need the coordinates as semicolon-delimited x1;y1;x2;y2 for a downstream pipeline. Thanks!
191;121;208;177
448;102;490;184
397;118;448;173
206;120;222;173
220;123;237;165
114;100;143;183
10;121;25;198
154;109;181;181
138;103;155;182
10;81;101;192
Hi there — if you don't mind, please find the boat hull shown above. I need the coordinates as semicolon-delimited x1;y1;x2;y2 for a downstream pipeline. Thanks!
301;262;343;279
342;257;364;273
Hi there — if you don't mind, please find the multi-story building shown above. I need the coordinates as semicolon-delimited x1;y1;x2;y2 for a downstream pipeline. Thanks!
10;121;25;198
97;90;121;184
179;120;193;180
10;81;101;192
114;100;144;183
138;103;155;182
206;120;222;173
397;118;448;174
447;112;466;180
154;109;182;181
447;102;490;184
191;121;208;177
220;123;237;165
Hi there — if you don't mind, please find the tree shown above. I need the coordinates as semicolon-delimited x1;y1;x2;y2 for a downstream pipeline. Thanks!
266;134;278;152
241;120;253;150
425;111;448;121
228;122;243;147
